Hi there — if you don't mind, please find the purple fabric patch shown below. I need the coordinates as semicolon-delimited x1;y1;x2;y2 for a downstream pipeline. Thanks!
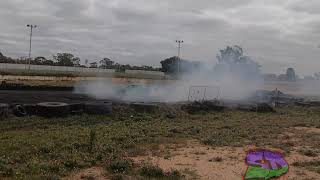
246;149;288;170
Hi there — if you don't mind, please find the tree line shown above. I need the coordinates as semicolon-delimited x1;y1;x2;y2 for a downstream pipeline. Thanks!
160;45;320;81
1;47;319;80
0;52;160;71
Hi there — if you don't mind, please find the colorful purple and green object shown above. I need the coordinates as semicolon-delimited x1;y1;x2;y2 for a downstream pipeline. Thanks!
245;149;289;179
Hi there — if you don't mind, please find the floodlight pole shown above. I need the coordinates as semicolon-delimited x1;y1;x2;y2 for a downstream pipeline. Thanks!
27;24;37;70
176;40;183;74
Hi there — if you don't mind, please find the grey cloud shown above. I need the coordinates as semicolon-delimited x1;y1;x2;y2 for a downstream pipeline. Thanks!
0;0;319;75
288;0;320;15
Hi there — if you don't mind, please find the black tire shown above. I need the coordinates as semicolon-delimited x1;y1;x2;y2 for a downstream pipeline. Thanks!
308;101;320;106
181;102;202;114
202;101;225;111
36;102;70;118
237;104;256;112
69;103;85;115
23;104;38;116
181;101;224;114
256;103;275;113
85;102;112;115
13;105;27;117
0;103;9;119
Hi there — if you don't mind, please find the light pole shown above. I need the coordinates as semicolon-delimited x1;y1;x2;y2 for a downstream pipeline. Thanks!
27;24;37;70
176;40;183;74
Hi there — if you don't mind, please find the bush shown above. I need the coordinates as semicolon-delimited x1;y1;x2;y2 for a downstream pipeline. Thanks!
107;159;132;174
139;165;182;179
139;165;164;178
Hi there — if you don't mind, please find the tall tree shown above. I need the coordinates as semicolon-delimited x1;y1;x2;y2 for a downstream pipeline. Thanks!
314;72;320;80
286;68;296;81
99;58;114;69
89;62;98;68
160;56;200;74
53;53;80;66
214;45;260;78
34;56;47;65
0;51;5;63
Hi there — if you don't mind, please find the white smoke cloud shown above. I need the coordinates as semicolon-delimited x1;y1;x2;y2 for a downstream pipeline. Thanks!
73;60;263;102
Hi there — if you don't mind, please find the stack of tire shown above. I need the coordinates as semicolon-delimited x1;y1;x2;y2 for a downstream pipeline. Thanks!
181;101;225;114
7;101;113;118
130;102;158;113
237;103;275;113
84;102;112;115
0;103;9;119
36;102;70;118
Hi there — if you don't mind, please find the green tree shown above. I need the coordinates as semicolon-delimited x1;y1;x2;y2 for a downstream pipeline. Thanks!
214;45;260;78
286;68;296;82
53;53;80;66
89;62;98;68
0;51;5;63
34;56;55;65
160;56;200;74
315;73;320;80
0;51;16;63
99;58;114;69
34;56;46;65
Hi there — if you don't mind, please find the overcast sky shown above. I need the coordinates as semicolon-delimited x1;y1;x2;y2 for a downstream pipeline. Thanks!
0;0;319;75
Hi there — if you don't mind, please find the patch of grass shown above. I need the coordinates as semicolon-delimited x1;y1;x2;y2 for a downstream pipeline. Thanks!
139;165;164;178
80;175;96;180
299;149;318;157
208;157;223;162
0;159;14;177
107;158;132;174
139;165;182;179
89;129;97;152
110;174;125;180
292;160;320;174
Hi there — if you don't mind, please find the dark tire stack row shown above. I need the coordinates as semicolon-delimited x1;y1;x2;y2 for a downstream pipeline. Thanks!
0;103;10;119
130;102;158;113
84;102;112;115
237;103;275;113
36;102;70;118
181;101;224;114
12;105;27;117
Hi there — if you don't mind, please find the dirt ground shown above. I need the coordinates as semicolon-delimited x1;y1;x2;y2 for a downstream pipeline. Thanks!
132;141;319;180
130;125;320;180
65;125;320;180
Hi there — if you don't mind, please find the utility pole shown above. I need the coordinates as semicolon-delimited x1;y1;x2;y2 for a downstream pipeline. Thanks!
176;40;183;74
27;24;37;70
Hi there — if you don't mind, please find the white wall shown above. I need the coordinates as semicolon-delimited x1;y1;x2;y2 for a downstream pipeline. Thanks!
0;63;115;73
0;63;166;77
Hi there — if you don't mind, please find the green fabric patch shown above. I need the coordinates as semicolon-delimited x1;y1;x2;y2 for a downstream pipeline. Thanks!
245;166;288;179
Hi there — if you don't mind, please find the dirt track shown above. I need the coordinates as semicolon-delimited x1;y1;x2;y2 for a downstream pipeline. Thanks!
0;90;102;104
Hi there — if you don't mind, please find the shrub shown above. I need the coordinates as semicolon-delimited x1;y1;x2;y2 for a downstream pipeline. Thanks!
107;159;131;174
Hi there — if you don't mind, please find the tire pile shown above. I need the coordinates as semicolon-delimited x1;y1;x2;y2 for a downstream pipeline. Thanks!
0;101;113;119
237;103;275;113
295;101;320;107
